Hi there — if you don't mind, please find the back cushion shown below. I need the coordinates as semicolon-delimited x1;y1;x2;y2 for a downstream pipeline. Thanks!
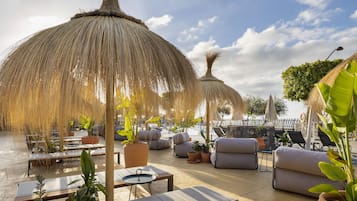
173;132;190;145
215;138;257;153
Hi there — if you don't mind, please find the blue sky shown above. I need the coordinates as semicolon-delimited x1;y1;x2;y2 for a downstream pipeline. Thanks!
1;0;357;118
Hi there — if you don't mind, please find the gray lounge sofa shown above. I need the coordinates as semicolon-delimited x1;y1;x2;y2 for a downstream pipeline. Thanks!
133;186;236;201
273;146;343;197
173;132;193;157
138;129;171;150
210;138;258;169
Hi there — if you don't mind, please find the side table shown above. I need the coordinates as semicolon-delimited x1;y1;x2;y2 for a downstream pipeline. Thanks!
259;150;273;172
122;169;157;200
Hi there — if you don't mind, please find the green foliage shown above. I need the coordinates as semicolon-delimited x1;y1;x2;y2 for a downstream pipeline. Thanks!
117;115;136;144
199;130;213;153
145;116;161;127
244;95;287;116
34;175;46;201
217;106;231;116
278;131;290;146
308;60;357;200
45;137;58;153
68;151;106;201
79;115;95;135
282;59;342;101
192;141;202;152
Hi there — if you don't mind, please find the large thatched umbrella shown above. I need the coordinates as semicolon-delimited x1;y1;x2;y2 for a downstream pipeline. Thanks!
199;52;244;141
0;0;201;200
307;52;357;112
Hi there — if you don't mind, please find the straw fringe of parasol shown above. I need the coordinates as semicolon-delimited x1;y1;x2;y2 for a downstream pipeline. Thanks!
0;0;201;200
307;52;357;112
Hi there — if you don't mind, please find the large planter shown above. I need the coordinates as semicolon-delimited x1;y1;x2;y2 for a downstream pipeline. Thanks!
81;136;99;144
200;152;211;163
318;191;345;201
124;142;149;168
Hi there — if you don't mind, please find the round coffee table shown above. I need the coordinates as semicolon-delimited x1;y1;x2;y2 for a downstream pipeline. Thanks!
122;169;156;200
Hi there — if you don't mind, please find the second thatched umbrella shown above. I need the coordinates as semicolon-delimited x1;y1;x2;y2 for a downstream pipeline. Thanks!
307;52;357;112
0;0;201;200
199;52;244;141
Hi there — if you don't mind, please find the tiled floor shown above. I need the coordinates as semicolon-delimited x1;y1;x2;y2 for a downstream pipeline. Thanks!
0;131;317;201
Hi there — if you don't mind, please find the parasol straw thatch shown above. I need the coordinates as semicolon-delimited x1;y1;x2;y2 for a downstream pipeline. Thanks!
199;51;244;141
0;0;201;200
307;52;357;113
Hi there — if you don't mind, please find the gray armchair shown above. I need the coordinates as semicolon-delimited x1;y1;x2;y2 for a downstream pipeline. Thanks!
173;132;193;157
210;138;258;169
273;146;343;197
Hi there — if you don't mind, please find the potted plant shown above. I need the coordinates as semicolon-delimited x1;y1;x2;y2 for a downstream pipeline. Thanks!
308;60;357;201
187;141;202;163
200;130;212;163
67;150;106;201
79;115;98;144
118;114;149;168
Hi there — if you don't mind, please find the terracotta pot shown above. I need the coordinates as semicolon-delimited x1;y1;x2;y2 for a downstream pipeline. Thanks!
256;137;266;150
187;152;201;163
81;136;99;144
201;152;211;163
318;191;345;201
124;143;149;168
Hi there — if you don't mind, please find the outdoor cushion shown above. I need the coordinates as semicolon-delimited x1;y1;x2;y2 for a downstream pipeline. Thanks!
173;132;190;145
139;130;161;141
148;139;171;150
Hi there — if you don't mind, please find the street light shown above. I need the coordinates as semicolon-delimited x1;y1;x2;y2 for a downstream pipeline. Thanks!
325;46;344;60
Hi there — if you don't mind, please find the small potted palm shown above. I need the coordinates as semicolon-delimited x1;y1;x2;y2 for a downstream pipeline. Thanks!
187;141;202;163
200;130;212;163
308;60;357;201
67;151;106;201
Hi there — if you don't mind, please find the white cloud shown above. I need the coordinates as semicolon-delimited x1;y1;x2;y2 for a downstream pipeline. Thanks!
145;14;173;30
350;10;357;19
178;16;218;44
185;16;356;109
296;0;330;9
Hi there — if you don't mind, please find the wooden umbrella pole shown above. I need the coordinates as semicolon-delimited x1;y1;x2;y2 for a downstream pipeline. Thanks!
206;100;210;142
105;75;115;201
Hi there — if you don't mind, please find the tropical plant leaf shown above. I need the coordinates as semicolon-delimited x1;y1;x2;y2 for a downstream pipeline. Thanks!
308;183;338;193
319;161;347;181
326;70;354;117
316;82;330;106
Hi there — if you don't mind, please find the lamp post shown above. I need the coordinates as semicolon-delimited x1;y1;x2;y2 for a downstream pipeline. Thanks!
325;46;343;60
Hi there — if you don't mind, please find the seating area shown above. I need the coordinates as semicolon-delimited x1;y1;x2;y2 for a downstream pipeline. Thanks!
3;125;353;201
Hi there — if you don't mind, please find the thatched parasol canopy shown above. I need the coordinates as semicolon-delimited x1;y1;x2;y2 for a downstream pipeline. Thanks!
0;0;201;200
199;52;244;141
307;52;357;112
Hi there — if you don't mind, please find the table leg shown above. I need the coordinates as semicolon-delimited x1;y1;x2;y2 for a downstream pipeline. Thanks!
167;175;173;191
28;161;30;176
117;153;120;164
